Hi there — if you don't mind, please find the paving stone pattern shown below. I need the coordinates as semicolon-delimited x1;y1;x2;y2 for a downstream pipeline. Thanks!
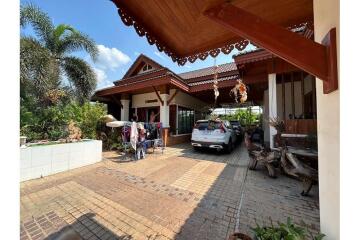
21;143;319;240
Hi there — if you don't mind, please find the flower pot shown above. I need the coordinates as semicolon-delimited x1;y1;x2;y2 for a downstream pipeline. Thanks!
228;232;253;240
20;136;27;147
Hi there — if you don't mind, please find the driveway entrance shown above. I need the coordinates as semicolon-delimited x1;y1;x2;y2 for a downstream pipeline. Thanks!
20;144;319;240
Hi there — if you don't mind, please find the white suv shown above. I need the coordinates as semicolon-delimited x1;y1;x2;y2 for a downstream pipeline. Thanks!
191;119;237;153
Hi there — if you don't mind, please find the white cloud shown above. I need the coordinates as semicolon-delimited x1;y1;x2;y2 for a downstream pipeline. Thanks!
184;64;192;69
95;44;131;71
89;44;131;89
154;51;166;60
93;67;107;83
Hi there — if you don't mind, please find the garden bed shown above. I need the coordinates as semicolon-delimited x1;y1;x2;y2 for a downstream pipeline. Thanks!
20;140;102;181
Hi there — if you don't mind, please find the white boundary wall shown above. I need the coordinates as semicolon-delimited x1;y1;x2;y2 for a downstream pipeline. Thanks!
20;140;102;182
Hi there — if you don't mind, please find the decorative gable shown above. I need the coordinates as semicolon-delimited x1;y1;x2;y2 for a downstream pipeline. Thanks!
122;54;163;78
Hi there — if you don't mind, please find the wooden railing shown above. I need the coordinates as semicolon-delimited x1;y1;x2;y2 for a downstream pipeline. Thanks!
284;119;317;134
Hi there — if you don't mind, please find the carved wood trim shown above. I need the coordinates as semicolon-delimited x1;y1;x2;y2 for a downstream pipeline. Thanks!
152;86;164;106
112;0;249;66
204;3;338;94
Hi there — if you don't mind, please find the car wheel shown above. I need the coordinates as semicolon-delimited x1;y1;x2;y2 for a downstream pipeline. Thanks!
193;146;201;151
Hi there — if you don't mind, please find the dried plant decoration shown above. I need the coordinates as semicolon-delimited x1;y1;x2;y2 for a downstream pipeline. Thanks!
230;79;247;103
213;61;219;103
67;120;82;142
268;117;285;133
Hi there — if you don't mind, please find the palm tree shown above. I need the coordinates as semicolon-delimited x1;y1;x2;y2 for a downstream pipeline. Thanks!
20;3;99;104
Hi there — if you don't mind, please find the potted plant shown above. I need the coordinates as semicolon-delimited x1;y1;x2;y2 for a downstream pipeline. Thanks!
228;232;253;240
252;217;325;240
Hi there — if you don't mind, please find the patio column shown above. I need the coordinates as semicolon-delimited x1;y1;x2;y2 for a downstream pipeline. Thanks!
268;73;277;148
120;99;130;121
160;93;169;127
314;0;339;238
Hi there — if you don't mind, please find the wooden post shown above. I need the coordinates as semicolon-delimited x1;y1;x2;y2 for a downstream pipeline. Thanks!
152;86;164;106
204;3;338;93
282;73;285;120
301;72;305;117
312;76;317;119
291;72;295;118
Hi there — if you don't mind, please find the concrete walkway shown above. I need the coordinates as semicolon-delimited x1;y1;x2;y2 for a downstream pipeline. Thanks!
20;143;319;240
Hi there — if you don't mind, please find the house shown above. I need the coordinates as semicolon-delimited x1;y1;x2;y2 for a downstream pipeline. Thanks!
93;51;317;147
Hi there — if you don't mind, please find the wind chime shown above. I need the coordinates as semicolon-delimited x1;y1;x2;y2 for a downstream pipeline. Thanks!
213;59;219;104
229;67;247;103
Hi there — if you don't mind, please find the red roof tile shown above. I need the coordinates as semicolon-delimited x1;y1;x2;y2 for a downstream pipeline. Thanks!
178;62;237;80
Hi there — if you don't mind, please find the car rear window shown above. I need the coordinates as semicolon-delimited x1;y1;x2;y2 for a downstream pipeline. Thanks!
230;121;240;126
195;121;222;130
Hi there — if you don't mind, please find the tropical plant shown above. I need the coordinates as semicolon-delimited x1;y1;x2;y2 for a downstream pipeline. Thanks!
20;3;99;104
252;217;325;240
234;108;260;126
20;101;107;142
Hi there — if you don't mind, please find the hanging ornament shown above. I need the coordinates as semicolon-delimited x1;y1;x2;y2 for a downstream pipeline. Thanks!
230;77;248;103
213;59;219;103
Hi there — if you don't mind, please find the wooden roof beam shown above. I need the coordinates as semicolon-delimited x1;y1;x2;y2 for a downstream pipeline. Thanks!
152;86;164;106
204;3;338;94
167;89;179;105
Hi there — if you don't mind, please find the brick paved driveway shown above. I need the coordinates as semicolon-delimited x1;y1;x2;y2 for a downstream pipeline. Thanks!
20;143;320;240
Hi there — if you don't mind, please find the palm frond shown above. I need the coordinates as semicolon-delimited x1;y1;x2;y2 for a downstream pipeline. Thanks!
20;3;54;46
20;37;60;98
62;56;97;103
51;24;76;52
57;31;99;60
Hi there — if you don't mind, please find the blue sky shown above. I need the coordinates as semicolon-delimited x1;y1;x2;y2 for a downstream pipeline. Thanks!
20;0;255;89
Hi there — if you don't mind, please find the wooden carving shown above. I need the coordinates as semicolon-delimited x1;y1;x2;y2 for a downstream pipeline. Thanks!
244;133;279;178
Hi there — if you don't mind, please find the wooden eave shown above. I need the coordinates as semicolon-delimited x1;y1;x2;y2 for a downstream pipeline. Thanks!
111;0;337;93
95;75;189;97
111;0;313;66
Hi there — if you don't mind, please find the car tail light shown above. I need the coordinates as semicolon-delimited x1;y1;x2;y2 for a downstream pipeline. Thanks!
220;124;226;133
192;128;199;133
215;124;226;133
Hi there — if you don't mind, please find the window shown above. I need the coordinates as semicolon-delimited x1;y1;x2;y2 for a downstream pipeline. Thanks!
142;64;153;72
177;106;194;134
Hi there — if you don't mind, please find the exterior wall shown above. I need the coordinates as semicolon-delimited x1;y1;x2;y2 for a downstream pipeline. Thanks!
167;134;191;146
171;89;207;111
263;76;314;144
132;92;161;108
131;89;207;111
314;0;340;238
276;76;313;119
20;140;102;182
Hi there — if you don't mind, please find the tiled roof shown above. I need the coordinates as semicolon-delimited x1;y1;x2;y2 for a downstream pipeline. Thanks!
178;62;237;80
233;48;263;57
187;75;238;86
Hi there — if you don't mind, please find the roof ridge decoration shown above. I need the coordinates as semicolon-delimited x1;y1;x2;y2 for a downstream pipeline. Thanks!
114;1;249;66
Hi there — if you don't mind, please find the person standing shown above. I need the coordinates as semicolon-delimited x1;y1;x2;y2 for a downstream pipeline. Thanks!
149;110;159;123
131;112;138;122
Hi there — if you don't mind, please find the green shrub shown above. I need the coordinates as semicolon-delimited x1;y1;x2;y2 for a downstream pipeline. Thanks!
20;99;107;142
63;102;107;139
252;217;325;240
